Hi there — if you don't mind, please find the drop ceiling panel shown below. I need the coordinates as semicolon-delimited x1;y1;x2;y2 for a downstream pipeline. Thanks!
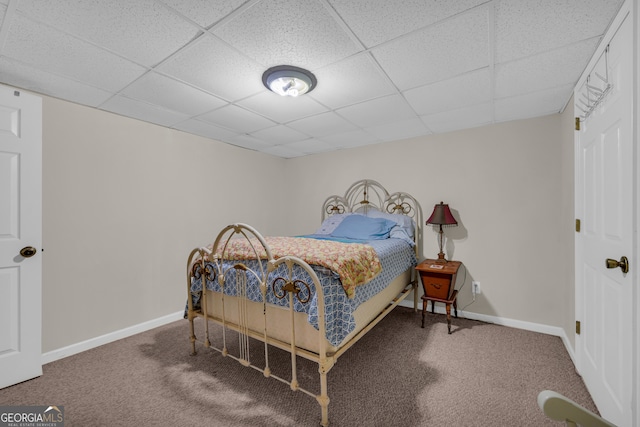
262;144;305;158
336;94;418;128
172;118;241;141
495;39;599;98
16;0;200;67
320;129;380;148
228;134;276;151
158;35;265;102
237;91;328;123
494;0;622;63
328;0;489;48
5;14;146;92
101;95;191;127
249;125;309;144
365;117;431;142
372;6;490;90
287;112;357;138
282;138;335;155
0;0;625;158
198;104;275;133
213;0;361;70
309;53;396;109
0;58;113;107
404;68;491;116
159;0;249;28
122;72;227;116
494;84;574;123
421;103;493;134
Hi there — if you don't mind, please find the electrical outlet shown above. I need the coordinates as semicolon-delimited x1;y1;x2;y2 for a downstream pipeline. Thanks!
472;281;481;295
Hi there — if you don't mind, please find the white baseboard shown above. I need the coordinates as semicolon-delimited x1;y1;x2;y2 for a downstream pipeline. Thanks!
41;311;184;365
43;304;578;369
398;300;577;366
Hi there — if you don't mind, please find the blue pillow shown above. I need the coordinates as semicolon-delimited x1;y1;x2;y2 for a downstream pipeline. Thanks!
366;210;415;238
330;215;396;240
366;210;416;246
314;213;358;235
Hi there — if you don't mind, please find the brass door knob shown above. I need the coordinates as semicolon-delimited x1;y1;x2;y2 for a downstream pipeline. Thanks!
19;246;37;258
606;256;629;274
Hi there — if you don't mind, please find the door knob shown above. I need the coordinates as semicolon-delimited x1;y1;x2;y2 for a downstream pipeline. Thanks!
606;256;629;274
19;246;37;258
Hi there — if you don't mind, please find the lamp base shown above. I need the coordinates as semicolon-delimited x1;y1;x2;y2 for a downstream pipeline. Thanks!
434;252;448;264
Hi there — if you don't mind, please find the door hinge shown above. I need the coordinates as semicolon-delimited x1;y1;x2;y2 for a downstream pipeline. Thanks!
575;117;581;131
575;219;581;232
576;320;581;335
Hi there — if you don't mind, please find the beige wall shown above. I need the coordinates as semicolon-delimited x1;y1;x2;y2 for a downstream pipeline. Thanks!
40;94;576;354
287;113;574;332
41;96;286;352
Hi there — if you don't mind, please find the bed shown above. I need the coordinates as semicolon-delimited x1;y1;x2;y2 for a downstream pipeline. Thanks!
185;179;422;426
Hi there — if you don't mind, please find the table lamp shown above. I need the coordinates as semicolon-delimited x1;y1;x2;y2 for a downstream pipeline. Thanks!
426;201;458;263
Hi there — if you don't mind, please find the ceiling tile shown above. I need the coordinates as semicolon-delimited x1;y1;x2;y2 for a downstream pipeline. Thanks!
261;144;306;158
0;0;624;158
494;84;574;123
371;5;490;90
328;0;488;48
213;0;361;69
336;94;417;128
4;14;146;92
227;134;276;151
404;68;491;116
172;118;240;141
320;129;381;148
249;125;309;144
0;57;113;107
287;111;357;138
281;138;336;155
16;0;200;66
421;103;493;134
159;0;248;28
101;95;191;127
237;91;328;123
309;53;396;109
158;34;264;102
495;39;599;98
495;0;624;63
122;72;227;116
198;104;275;133
364;117;431;142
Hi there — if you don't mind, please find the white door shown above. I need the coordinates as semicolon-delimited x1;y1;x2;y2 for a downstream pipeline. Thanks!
0;85;42;389
575;11;633;427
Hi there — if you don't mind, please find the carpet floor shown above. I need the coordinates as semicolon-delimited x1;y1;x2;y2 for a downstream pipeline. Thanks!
0;307;597;426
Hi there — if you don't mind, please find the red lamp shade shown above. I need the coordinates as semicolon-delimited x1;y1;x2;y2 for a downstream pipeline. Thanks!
426;202;457;226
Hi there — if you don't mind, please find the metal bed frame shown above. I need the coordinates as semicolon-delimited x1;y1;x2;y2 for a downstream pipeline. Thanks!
185;179;421;426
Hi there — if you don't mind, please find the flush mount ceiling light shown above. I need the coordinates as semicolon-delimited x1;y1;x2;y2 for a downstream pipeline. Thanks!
262;65;317;97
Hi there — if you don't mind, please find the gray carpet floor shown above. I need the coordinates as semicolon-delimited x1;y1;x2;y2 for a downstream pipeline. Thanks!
0;307;597;426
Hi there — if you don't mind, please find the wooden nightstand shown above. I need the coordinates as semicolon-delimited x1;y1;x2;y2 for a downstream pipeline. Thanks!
416;259;462;334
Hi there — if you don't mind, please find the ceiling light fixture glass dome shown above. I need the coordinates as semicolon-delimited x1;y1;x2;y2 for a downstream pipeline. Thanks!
262;65;317;97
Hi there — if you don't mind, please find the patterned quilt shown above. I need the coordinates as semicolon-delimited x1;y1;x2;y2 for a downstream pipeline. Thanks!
191;238;417;346
217;236;382;298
